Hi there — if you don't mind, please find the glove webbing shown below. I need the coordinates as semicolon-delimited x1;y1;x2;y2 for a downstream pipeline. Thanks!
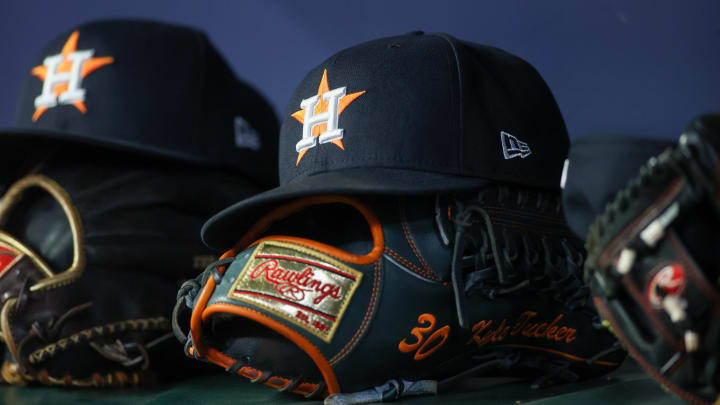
448;188;595;327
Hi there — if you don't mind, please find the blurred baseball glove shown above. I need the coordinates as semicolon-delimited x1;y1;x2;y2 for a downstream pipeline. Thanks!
0;150;257;387
174;186;624;404
584;113;720;405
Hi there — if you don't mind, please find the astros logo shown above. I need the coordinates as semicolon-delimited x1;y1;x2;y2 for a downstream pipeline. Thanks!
291;69;365;165
31;31;114;122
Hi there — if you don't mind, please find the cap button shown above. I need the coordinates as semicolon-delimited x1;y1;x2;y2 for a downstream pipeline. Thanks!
406;30;424;36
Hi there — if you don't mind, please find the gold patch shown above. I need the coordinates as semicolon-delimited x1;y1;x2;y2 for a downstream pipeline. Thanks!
228;240;363;343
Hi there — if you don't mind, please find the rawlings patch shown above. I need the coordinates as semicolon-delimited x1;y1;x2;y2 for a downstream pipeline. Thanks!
647;263;686;308
228;240;363;343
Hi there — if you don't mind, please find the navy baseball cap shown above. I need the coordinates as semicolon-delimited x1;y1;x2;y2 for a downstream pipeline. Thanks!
0;19;279;186
562;135;674;240
202;32;569;248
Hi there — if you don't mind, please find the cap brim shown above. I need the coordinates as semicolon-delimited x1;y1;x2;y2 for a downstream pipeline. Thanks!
0;127;217;169
201;167;490;249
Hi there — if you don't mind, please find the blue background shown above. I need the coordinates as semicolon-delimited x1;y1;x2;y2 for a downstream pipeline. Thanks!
1;0;718;139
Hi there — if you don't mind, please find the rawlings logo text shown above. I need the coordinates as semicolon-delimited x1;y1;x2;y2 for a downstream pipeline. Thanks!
250;259;343;304
228;241;363;343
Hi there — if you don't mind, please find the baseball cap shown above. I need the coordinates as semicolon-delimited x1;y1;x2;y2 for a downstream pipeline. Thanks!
0;19;279;186
202;31;569;248
562;135;674;240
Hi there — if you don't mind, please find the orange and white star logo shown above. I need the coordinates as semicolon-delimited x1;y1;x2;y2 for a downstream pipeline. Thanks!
291;69;365;165
31;30;114;122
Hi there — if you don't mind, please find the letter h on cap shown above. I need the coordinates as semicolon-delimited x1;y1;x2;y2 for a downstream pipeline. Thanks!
35;50;95;109
295;87;347;152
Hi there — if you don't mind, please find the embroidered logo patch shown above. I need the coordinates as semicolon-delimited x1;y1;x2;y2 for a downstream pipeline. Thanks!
291;69;365;165
228;240;363;343
647;264;686;308
501;131;532;159
31;30;114;122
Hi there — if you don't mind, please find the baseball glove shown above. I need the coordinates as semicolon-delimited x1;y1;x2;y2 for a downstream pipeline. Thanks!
174;185;625;404
584;113;720;405
0;149;258;387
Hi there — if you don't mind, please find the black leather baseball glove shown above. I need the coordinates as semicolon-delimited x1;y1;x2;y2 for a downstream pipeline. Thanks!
174;186;624;403
0;150;258;387
582;113;720;405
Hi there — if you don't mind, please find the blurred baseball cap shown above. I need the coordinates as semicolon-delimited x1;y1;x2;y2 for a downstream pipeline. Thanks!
202;31;569;248
562;135;674;240
0;19;279;187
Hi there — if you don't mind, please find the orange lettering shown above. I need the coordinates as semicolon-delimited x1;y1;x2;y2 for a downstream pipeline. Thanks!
534;322;548;337
493;319;508;342
511;311;536;335
467;320;492;345
522;323;538;337
399;314;451;360
555;327;567;341
467;312;579;348
398;313;435;353
545;315;563;339
415;325;450;360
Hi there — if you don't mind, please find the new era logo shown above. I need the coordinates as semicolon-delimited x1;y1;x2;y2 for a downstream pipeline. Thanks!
234;116;261;151
501;131;532;159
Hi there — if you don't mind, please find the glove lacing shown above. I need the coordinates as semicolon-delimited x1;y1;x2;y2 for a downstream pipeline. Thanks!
450;187;594;328
172;256;237;345
1;277;170;387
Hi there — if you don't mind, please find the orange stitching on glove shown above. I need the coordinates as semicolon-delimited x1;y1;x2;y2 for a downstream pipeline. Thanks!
232;365;320;396
399;199;437;279
202;303;340;394
384;248;439;281
230;196;384;265
251;234;381;266
329;259;382;365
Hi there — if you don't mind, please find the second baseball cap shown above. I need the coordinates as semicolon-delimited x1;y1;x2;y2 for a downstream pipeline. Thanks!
202;31;569;248
562;136;674;240
0;19;279;187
